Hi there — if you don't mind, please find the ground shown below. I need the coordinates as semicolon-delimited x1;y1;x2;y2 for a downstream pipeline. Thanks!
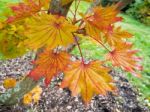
0;53;149;112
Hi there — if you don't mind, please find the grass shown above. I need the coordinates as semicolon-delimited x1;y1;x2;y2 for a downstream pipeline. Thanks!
119;14;150;104
0;0;150;106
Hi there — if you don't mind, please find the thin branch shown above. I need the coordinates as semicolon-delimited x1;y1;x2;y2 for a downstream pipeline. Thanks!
73;34;85;63
116;0;134;10
90;37;111;52
74;0;81;18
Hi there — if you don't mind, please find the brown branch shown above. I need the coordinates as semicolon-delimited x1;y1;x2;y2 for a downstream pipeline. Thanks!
48;0;73;16
117;0;134;10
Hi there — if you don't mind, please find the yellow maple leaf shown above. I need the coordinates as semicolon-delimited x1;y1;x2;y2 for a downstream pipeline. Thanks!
84;19;103;41
23;85;42;105
31;86;42;103
24;13;78;50
3;78;16;89
61;60;116;104
0;24;27;59
31;86;42;94
32;94;41;103
23;93;32;105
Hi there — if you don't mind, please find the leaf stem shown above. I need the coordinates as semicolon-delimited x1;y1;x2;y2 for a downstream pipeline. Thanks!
74;0;81;20
91;37;111;52
73;34;84;63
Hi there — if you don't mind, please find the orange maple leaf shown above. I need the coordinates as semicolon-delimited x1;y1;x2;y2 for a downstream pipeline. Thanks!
84;5;122;32
6;0;49;23
106;42;142;77
24;13;77;50
61;60;116;104
104;26;133;46
84;19;102;41
29;49;71;86
82;5;123;45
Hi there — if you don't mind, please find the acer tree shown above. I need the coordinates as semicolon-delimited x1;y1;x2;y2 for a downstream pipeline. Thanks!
0;0;141;105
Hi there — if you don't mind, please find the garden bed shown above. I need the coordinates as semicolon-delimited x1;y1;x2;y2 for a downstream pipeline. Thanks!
0;53;149;112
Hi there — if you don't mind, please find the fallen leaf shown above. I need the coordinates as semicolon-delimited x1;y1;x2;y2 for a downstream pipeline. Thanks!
3;78;16;89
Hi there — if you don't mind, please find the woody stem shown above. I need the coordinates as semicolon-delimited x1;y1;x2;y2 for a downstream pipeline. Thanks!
92;37;111;52
74;35;85;63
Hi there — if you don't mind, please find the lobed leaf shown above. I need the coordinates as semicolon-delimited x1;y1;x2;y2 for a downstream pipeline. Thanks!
106;42;142;77
29;49;71;86
61;60;116;104
24;13;78;50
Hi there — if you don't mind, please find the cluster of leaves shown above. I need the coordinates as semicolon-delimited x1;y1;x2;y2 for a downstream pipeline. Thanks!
23;86;42;105
126;0;150;26
0;0;143;104
3;77;42;105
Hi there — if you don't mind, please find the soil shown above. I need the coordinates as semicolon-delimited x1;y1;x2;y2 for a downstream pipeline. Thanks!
0;53;149;112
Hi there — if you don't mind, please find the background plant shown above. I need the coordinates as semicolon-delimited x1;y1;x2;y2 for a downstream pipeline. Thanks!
126;0;150;26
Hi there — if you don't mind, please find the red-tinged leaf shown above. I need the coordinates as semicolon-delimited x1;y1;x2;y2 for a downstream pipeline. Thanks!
84;5;122;32
106;42;142;77
29;49;71;86
61;60;116;104
6;0;47;23
104;26;133;46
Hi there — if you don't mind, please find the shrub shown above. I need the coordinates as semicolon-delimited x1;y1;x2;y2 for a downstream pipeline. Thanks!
126;0;150;26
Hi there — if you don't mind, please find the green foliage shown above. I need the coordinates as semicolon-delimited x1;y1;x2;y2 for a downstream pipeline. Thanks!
0;0;20;20
0;24;27;59
0;0;27;59
126;0;150;26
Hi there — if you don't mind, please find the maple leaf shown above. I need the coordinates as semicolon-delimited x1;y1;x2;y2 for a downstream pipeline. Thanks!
6;0;49;23
23;85;42;105
84;19;102;41
61;60;116;104
106;42;142;77
29;49;71;86
3;78;16;89
24;13;77;50
23;0;50;8
104;26;133;46
23;93;32;105
84;5;122;32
